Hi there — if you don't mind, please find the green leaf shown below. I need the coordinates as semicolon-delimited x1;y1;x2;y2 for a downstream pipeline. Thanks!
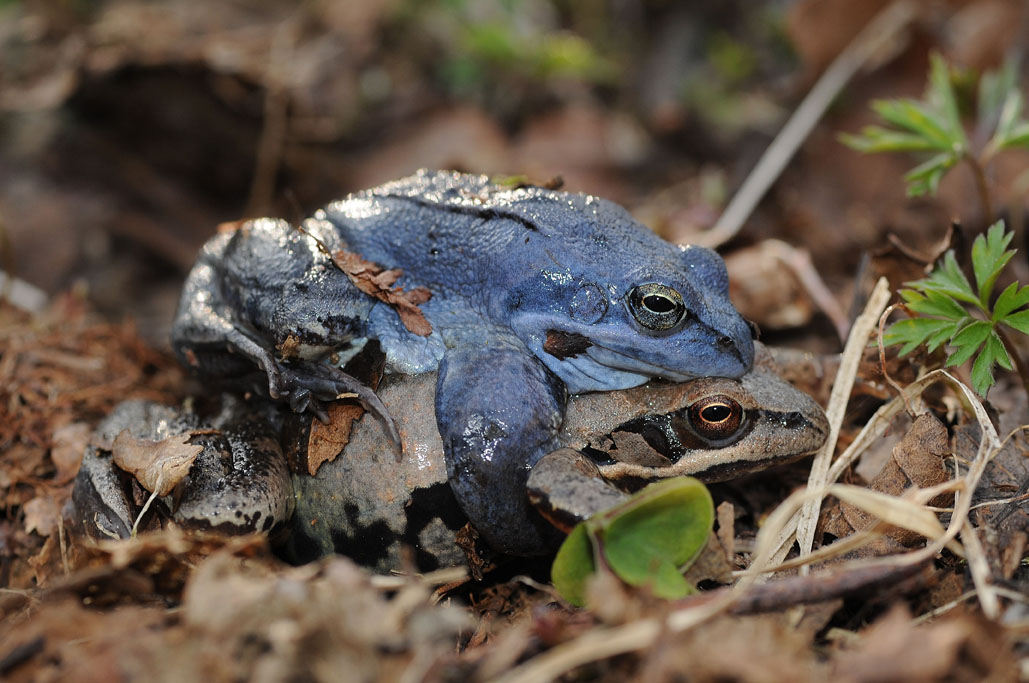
551;523;595;607
598;478;713;599
927;52;967;148
909;251;980;307
925;319;965;352
978;58;1018;130
970;331;1012;395
902;153;957;196
1001;309;1029;335
992;281;1029;320
884;317;960;356
971;221;1015;306
840;127;942;153
945;320;992;366
872;99;954;148
902;288;968;319
998;121;1029;149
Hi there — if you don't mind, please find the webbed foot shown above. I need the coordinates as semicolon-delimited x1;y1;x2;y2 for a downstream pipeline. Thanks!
270;362;401;453
526;448;630;532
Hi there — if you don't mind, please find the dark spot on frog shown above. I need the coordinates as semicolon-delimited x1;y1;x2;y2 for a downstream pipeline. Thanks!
429;248;440;256
328;503;395;568
400;483;467;571
543;330;593;360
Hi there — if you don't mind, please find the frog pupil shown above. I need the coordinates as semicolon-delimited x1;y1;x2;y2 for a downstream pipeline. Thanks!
643;294;675;313
700;404;731;423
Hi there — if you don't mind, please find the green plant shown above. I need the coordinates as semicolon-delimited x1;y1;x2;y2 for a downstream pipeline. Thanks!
841;53;1029;222
551;477;714;606
884;221;1029;395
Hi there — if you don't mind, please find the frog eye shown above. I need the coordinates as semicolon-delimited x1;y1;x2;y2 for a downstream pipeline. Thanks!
687;395;744;441
626;284;687;331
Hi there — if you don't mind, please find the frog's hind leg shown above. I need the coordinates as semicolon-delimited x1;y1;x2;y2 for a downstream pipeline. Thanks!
435;346;568;556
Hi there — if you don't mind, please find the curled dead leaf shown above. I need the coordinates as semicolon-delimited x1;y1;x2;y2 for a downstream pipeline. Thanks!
331;249;433;336
111;430;203;497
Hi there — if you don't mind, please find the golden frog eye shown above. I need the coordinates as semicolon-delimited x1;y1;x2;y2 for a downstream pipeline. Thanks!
687;395;744;441
626;284;686;331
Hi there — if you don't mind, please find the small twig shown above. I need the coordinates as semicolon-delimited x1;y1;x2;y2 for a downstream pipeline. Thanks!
700;0;916;248
877;302;916;415
131;472;164;537
796;278;893;572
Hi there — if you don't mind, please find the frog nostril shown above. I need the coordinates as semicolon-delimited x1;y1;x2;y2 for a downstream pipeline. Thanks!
717;335;734;350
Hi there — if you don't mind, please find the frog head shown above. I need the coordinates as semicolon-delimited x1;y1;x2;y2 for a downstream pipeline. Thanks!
504;221;754;394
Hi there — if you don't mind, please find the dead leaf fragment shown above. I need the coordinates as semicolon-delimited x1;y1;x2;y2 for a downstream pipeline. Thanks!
331;249;433;336
306;402;365;475
111;430;203;497
23;495;61;538
50;422;90;485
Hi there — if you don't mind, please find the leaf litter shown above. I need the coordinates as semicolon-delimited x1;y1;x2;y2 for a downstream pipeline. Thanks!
1;1;1028;679
2;284;1025;681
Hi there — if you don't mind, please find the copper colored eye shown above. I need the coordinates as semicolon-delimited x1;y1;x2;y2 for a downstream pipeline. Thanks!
687;396;743;441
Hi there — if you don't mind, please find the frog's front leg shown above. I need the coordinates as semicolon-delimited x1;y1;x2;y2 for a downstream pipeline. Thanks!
436;346;568;555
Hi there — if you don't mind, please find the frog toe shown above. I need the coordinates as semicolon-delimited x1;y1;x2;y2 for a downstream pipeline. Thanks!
279;364;401;453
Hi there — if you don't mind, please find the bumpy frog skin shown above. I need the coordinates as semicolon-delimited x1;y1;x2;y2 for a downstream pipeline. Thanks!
73;345;827;572
171;170;754;554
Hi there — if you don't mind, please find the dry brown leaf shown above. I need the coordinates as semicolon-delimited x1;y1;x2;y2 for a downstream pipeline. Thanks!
331;249;433;336
823;412;950;548
23;495;61;538
111;430;203;497
51;422;90;484
306;402;365;475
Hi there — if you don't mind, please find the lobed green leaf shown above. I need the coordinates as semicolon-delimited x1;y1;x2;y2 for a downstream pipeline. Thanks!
840;127;945;153
908;251;980;307
884;317;958;356
945;320;991;366
1001;309;1029;335
993;281;1029;320
970;331;1012;395
902;288;968;320
971;221;1015;307
927;52;967;147
871;99;955;148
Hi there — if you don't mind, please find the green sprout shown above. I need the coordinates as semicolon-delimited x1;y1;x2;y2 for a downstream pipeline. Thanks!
841;53;1029;222
884;221;1029;396
551;477;714;606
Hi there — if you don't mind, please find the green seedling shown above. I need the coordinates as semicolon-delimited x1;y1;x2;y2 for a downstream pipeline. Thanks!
551;477;714;607
841;53;1029;221
884;221;1029;396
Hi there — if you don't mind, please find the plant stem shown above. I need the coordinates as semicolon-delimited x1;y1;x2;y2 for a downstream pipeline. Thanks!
995;326;1029;396
966;155;995;225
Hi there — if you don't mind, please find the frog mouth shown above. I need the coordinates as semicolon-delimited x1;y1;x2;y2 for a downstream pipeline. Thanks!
539;329;697;394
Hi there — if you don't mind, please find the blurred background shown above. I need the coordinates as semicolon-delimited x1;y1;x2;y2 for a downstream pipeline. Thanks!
1;0;1026;349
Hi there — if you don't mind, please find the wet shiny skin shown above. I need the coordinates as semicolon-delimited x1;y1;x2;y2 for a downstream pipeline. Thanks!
171;170;754;554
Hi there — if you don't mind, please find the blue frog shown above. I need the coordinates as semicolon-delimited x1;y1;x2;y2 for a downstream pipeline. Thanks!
171;170;754;554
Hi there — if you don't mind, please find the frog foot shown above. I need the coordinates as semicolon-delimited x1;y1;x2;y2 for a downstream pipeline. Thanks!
272;362;402;454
